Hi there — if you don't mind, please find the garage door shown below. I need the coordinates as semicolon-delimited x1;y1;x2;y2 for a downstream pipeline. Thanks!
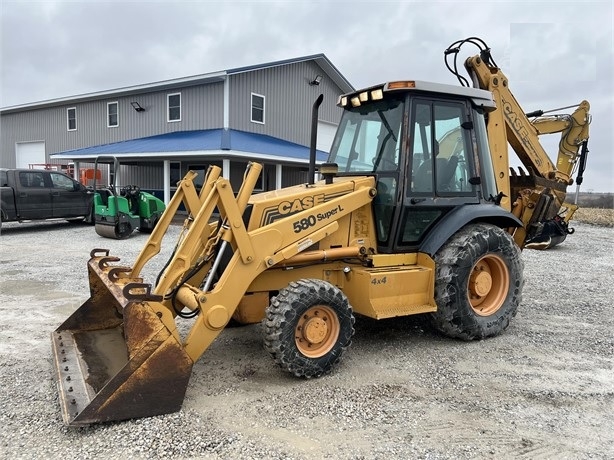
317;121;338;153
16;141;46;169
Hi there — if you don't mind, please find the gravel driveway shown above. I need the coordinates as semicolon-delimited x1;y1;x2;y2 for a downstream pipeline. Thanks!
0;219;612;459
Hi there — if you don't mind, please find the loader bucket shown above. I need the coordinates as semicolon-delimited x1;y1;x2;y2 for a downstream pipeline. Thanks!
51;252;193;426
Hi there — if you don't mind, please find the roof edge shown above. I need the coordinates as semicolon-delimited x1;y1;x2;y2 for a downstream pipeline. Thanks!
2;54;355;112
1;71;228;113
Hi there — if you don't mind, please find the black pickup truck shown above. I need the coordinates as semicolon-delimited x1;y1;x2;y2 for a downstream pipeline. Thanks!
0;168;94;228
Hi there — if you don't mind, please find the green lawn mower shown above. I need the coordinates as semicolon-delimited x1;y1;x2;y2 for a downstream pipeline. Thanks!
93;156;166;239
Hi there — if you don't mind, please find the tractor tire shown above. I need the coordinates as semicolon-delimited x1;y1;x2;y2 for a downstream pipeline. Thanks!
430;223;523;341
263;279;355;378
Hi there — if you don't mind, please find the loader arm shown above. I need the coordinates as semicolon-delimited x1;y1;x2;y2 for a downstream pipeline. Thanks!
157;171;376;361
110;162;375;368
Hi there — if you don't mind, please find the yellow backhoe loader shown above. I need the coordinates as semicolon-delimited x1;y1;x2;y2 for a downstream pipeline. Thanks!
52;37;591;426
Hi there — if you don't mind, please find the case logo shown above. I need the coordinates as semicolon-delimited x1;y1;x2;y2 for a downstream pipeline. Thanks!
259;191;346;226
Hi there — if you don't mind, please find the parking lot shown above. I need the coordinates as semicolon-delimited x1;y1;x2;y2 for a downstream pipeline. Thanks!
1;219;613;459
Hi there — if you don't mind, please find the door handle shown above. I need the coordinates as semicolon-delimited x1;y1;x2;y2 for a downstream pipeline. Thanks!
410;198;426;204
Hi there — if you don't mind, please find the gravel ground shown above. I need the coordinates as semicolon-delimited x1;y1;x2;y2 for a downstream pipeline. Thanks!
0;219;612;459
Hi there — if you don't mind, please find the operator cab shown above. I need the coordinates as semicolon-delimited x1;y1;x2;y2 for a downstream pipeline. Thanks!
327;81;498;254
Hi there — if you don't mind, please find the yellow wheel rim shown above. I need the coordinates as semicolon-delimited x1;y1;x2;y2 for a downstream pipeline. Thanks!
295;305;340;358
468;254;509;316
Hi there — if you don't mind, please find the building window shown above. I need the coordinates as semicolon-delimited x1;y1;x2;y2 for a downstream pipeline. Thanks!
167;93;181;122
107;102;119;127
251;93;265;124
67;107;77;131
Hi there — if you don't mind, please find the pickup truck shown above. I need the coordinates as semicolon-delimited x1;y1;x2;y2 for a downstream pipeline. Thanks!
0;168;94;228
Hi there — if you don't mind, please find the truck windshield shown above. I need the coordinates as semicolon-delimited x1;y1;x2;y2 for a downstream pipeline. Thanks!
328;97;404;173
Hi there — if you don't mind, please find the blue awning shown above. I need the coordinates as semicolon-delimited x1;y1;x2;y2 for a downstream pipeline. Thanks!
51;129;329;163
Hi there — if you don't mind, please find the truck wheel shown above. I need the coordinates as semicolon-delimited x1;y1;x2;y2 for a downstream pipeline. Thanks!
430;223;523;340
263;279;355;378
85;204;95;225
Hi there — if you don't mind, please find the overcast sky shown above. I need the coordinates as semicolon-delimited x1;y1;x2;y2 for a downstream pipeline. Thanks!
1;0;612;192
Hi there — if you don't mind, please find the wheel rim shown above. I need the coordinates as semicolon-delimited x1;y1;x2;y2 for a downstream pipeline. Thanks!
468;254;509;316
295;305;340;358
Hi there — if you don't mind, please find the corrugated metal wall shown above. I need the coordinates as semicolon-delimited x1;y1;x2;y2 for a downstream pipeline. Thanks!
118;163;164;189
282;167;309;188
1;83;224;168
229;61;343;146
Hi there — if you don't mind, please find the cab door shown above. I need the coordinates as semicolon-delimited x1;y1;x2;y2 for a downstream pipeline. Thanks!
395;98;480;249
49;172;91;218
16;171;53;219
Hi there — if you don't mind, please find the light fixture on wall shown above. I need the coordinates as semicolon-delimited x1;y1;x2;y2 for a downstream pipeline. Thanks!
309;75;323;86
130;101;145;112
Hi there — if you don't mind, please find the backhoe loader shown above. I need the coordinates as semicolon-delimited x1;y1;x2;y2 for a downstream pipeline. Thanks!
51;37;591;426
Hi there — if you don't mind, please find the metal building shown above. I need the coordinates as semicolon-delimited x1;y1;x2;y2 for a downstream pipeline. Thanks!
0;55;353;202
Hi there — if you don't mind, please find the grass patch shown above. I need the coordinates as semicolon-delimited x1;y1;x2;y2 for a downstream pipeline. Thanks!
572;208;614;227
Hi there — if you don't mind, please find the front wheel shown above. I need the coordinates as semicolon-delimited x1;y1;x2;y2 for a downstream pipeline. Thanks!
263;279;355;378
430;223;524;340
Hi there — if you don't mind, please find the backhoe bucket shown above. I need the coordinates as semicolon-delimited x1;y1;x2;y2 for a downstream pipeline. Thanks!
51;252;193;426
525;216;572;250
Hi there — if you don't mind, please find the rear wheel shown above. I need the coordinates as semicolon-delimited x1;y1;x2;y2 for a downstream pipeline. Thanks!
138;215;159;234
430;223;523;340
115;222;132;239
263;279;355;378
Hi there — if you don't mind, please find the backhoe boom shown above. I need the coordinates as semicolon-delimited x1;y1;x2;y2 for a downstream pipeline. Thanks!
457;42;591;248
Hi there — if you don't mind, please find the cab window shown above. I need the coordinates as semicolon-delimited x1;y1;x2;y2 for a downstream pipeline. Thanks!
19;171;46;188
329;97;404;173
50;172;77;191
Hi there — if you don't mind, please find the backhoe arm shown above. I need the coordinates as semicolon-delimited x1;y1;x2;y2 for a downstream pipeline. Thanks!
465;55;578;190
529;100;591;180
449;40;592;249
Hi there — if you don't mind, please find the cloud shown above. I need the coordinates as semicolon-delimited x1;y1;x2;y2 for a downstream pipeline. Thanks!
1;0;612;191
